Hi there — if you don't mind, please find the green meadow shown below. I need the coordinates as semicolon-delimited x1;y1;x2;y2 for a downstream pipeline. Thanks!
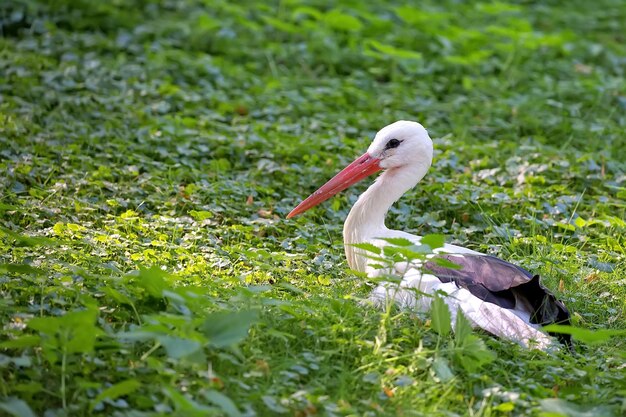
1;1;625;416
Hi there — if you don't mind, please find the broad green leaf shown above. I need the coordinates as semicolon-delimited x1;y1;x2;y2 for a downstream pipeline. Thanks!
431;357;454;382
0;203;17;212
382;244;429;261
555;222;576;232
132;266;171;298
163;387;215;413
430;257;462;270
27;316;59;334
119;210;138;219
92;379;141;409
453;311;496;371
394;6;429;24
444;50;492;65
0;335;41;349
350;242;381;254
9;382;41;394
542;325;626;344
365;40;423;60
362;372;379;384
292;6;323;21
421;234;445;250
324;10;362;31
277;282;304;294
9;356;31;367
262;395;288;413
195;14;220;31
0;263;46;275
261;16;301;33
317;274;331;285
204;390;242;417
394;6;446;25
158;336;202;359
476;2;522;14
382;245;410;257
116;329;160;342
453;309;473;344
455;335;496;372
494;402;515;412
28;308;102;355
190;210;213;221
200;310;259;348
540;398;614;417
101;287;134;306
379;237;414;246
0;398;36;417
431;296;451;336
600;214;625;227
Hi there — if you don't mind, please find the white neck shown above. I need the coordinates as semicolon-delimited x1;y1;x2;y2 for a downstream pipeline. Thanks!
343;163;430;271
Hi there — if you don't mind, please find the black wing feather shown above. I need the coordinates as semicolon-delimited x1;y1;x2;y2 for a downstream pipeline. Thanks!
424;254;571;345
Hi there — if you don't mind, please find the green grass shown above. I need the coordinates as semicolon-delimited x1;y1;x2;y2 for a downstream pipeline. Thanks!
1;0;625;416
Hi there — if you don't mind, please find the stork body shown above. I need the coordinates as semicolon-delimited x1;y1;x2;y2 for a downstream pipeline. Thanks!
288;121;570;349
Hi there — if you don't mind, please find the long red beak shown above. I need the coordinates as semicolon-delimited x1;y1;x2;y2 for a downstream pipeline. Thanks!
287;152;382;218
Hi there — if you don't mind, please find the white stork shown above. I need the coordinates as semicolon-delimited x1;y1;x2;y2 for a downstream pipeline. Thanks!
288;121;570;349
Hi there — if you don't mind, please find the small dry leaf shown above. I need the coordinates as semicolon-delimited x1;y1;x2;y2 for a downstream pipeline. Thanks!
295;406;318;417
337;400;351;409
369;402;383;412
246;195;254;205
255;359;270;374
235;105;249;115
601;157;605;178
585;273;600;283
210;376;224;389
179;185;190;200
558;279;565;292
574;63;593;74
258;209;272;218
383;387;394;398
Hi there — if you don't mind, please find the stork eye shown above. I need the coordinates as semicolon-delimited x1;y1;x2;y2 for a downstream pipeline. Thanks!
385;138;402;149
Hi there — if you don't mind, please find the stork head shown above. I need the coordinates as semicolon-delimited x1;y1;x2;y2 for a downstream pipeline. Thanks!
366;120;433;170
287;120;434;218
